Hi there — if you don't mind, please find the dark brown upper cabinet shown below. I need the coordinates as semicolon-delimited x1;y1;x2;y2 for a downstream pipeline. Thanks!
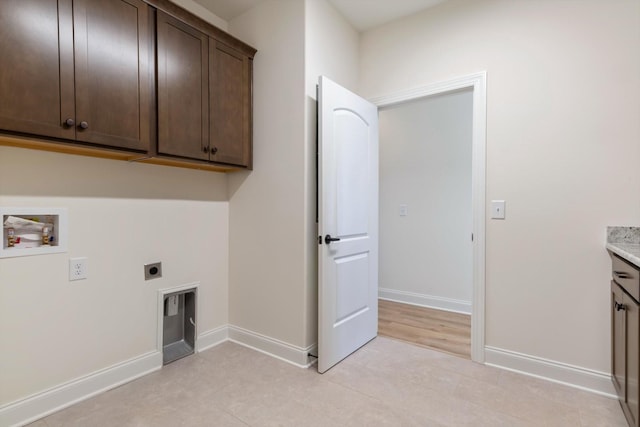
0;0;75;140
210;40;252;168
0;0;152;152
156;11;209;161
73;0;152;151
0;0;152;151
0;0;255;172
155;7;254;169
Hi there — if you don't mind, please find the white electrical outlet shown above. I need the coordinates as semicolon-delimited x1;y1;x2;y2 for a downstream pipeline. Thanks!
69;257;88;281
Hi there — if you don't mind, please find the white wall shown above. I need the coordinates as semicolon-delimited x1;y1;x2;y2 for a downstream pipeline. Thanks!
227;1;308;347
361;0;640;372
304;0;359;346
379;89;473;312
0;147;229;406
168;0;228;30
305;0;359;98
227;0;359;351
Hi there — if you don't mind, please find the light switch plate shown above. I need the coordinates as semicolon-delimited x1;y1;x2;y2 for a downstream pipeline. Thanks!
491;200;506;219
399;204;408;217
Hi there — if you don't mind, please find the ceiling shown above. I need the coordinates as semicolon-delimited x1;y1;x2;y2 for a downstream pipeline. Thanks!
192;0;448;31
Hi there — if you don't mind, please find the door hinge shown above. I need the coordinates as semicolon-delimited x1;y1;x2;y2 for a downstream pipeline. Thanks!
318;235;322;245
471;233;474;242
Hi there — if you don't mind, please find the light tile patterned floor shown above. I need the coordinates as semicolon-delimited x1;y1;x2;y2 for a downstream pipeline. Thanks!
30;337;626;426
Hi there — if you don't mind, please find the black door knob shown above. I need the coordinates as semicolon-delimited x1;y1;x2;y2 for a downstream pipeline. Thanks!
324;235;341;245
211;146;218;155
79;121;89;130
64;118;75;127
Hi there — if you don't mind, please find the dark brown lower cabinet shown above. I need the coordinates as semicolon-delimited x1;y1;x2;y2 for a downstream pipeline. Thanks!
611;254;640;427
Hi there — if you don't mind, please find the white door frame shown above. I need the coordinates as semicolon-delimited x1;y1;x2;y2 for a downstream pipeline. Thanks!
369;72;487;363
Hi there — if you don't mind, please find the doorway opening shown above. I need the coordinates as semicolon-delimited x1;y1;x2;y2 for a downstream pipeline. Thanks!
371;72;486;363
377;87;473;359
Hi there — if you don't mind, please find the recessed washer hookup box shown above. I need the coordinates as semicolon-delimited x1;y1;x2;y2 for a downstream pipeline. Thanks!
1;207;68;258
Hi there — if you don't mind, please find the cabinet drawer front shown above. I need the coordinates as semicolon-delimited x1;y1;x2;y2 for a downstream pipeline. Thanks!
613;255;640;301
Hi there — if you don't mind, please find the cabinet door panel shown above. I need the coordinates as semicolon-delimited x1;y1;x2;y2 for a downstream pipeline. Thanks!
612;282;626;400
156;11;208;160
627;293;639;426
210;41;251;167
0;0;75;139
73;0;151;151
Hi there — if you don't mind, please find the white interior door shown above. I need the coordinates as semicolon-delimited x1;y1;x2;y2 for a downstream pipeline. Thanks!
318;76;379;373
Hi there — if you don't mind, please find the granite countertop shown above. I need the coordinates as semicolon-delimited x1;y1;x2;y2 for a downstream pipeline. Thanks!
607;226;640;267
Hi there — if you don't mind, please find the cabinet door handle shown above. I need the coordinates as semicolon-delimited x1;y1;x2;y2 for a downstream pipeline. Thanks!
211;146;218;155
64;118;75;127
78;121;89;130
203;146;209;153
615;301;626;311
614;271;632;279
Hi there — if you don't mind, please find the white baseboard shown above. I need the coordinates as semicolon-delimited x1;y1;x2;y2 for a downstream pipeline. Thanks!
485;346;616;398
0;351;162;427
379;288;472;315
2;325;317;426
228;325;316;368
196;325;229;353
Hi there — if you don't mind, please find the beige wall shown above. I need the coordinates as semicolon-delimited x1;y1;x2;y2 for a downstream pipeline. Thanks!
227;0;359;349
361;0;640;371
305;0;360;98
227;1;308;346
304;0;360;346
0;147;229;405
168;0;228;30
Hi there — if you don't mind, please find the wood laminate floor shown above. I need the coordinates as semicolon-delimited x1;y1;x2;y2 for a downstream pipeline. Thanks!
378;299;471;359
